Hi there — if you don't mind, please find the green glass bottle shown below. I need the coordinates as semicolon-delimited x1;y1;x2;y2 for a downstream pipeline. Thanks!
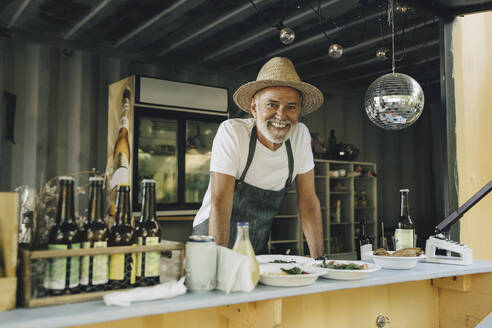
108;184;136;289
80;177;109;292
43;176;81;295
135;179;161;286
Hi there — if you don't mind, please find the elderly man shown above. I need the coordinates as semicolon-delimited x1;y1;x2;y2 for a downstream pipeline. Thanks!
193;57;324;258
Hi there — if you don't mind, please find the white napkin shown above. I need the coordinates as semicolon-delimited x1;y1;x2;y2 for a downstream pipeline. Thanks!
103;277;187;307
216;246;255;294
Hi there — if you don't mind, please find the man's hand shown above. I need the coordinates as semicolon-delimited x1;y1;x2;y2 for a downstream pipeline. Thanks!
296;168;324;258
209;172;236;247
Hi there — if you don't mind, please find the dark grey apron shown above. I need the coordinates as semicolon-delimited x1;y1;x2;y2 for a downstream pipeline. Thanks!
193;125;294;254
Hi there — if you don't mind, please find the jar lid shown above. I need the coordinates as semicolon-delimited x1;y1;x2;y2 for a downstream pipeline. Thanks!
188;235;215;242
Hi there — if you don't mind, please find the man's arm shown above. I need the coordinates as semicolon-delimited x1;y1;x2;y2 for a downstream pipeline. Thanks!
209;171;236;247
296;168;324;258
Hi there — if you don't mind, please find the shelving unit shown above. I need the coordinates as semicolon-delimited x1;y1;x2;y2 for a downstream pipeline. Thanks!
269;160;378;260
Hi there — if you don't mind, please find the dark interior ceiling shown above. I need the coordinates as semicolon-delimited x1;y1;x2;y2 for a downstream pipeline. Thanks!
0;0;491;97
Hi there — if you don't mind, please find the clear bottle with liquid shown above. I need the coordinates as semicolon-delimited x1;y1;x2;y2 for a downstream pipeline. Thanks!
232;222;259;288
356;220;372;260
394;189;415;250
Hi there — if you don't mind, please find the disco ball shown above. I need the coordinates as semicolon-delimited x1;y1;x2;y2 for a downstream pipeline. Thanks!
364;73;425;130
279;27;295;45
328;43;343;59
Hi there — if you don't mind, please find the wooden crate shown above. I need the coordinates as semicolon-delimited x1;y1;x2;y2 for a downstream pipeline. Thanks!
22;241;184;308
0;192;19;311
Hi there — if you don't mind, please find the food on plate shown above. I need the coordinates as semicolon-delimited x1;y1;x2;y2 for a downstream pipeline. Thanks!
373;248;391;256
281;267;309;275
373;247;424;257
269;259;296;264
393;247;424;257
318;260;368;270
265;267;309;275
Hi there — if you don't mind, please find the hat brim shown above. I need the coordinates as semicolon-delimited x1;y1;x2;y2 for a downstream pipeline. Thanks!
233;80;324;116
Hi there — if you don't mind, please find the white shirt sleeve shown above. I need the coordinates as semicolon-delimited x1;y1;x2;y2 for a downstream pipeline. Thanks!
296;124;315;175
209;120;240;178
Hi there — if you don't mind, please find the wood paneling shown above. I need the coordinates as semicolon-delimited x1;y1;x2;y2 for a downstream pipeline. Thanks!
453;11;492;261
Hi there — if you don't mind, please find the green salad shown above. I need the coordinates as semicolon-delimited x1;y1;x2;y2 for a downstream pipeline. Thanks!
319;260;368;270
280;267;309;275
270;259;296;263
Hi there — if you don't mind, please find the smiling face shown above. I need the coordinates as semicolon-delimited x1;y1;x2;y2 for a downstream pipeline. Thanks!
251;86;302;151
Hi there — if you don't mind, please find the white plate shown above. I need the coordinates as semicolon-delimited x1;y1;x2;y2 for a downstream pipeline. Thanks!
259;263;326;287
256;254;315;265
370;251;426;270
315;260;381;280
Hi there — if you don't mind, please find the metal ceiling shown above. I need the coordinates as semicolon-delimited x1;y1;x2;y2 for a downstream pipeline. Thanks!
0;0;490;95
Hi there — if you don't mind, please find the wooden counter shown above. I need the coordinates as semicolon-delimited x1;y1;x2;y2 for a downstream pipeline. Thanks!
1;260;492;328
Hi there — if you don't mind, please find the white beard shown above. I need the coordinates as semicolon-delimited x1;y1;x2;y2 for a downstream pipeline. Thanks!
256;117;296;144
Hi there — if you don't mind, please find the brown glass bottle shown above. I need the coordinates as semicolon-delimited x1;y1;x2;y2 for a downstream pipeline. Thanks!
108;184;136;290
43;176;81;296
80;177;109;292
135;180;162;286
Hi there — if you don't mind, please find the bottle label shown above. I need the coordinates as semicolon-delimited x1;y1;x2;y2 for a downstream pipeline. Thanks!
80;241;91;285
68;243;81;288
137;237;160;277
130;244;136;285
80;241;109;285
44;244;68;290
360;243;373;260
395;229;414;250
109;254;125;281
93;241;109;285
136;237;142;277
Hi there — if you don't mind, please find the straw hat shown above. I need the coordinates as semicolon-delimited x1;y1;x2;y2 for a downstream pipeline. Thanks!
233;57;324;116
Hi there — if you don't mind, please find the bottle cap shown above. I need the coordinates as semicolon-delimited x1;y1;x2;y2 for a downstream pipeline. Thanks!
89;176;104;182
58;176;75;184
188;235;215;242
236;222;249;226
142;179;157;185
117;183;131;191
399;189;409;192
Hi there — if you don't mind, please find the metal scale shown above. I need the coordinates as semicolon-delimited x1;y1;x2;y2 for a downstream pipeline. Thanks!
425;180;492;265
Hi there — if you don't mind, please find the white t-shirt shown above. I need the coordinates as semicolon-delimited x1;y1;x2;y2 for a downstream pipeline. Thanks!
193;118;314;226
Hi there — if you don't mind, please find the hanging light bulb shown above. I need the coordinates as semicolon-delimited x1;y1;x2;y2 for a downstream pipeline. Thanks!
279;27;295;45
364;0;424;130
376;47;390;61
328;43;343;59
395;3;409;13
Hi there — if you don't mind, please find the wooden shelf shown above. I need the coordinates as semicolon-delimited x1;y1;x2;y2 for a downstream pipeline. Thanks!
275;215;298;219
269;240;298;244
272;160;377;256
157;216;194;221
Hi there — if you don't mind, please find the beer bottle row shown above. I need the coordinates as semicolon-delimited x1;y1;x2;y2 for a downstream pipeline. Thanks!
43;176;161;295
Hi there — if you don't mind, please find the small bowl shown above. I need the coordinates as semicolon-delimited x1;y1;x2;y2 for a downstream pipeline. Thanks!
370;251;425;270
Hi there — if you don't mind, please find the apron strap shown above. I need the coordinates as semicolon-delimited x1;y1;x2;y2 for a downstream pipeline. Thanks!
239;124;295;187
239;125;258;183
285;138;294;188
